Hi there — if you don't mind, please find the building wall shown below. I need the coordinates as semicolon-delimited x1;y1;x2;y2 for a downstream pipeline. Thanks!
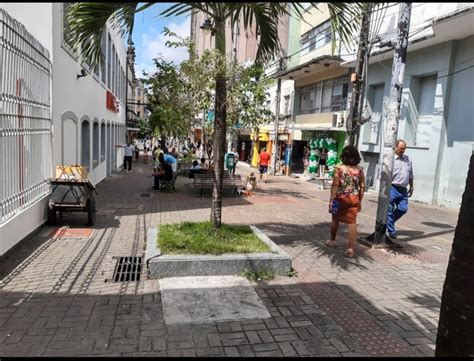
359;37;474;207
51;3;127;186
0;4;128;256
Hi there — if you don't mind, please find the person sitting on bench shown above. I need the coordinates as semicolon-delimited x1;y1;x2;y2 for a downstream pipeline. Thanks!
189;160;201;179
152;153;173;191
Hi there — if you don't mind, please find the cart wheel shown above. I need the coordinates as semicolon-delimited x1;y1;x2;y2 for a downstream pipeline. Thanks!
87;198;96;226
47;207;56;225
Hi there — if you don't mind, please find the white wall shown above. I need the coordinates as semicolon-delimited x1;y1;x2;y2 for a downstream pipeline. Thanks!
0;4;128;255
51;3;126;186
359;37;473;208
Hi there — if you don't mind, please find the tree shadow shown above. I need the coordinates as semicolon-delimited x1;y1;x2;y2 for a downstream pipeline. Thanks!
0;278;439;356
253;222;377;271
421;222;454;229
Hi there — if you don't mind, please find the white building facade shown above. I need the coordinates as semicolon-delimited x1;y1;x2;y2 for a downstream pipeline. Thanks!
0;3;128;255
343;3;474;208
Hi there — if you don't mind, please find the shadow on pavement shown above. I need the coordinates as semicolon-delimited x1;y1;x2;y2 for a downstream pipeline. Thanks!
0;277;437;356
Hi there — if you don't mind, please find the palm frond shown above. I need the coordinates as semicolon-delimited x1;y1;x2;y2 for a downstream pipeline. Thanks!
232;3;306;65
66;2;147;66
327;3;367;54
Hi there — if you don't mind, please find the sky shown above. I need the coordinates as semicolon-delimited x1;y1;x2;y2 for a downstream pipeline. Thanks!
132;3;191;79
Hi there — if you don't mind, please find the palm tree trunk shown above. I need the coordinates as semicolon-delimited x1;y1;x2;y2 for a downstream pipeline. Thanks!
210;18;226;228
436;153;474;356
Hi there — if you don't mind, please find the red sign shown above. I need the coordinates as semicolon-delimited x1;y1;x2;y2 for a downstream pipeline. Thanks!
106;90;118;112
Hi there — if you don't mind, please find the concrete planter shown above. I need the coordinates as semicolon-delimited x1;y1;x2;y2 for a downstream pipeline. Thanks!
145;225;291;278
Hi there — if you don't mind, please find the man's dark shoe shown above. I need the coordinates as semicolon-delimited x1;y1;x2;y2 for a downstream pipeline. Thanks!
388;233;397;239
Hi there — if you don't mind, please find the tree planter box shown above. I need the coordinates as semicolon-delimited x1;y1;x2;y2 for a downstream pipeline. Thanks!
146;225;291;278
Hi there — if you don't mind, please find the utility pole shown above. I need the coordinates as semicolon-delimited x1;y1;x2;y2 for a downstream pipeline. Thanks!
366;3;412;248
271;65;282;175
346;4;372;146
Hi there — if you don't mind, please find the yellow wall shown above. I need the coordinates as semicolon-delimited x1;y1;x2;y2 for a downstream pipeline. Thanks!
295;112;334;125
296;67;349;88
300;4;330;34
300;43;333;65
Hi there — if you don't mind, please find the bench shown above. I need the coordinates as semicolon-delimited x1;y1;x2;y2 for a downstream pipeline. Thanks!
159;170;180;191
194;173;243;196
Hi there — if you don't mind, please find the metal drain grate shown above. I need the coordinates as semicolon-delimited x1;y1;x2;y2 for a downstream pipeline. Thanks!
140;193;150;198
111;256;142;282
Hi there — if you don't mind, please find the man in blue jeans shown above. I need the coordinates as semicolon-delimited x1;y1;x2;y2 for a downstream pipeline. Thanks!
387;139;414;239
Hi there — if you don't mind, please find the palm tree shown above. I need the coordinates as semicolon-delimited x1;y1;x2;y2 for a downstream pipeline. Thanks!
436;154;474;356
66;2;308;229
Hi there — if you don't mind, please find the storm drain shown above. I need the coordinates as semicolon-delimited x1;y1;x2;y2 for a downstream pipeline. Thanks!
111;256;142;282
140;193;150;198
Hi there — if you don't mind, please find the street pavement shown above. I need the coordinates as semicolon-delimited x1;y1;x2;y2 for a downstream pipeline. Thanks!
0;157;459;357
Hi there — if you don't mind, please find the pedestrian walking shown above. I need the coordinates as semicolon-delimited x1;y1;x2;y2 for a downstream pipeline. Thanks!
144;147;149;164
387;139;414;239
258;147;270;183
116;142;134;173
326;145;365;258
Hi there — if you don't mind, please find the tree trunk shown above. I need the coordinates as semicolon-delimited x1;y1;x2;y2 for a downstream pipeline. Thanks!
436;154;474;356
372;3;411;247
271;77;282;175
210;18;226;229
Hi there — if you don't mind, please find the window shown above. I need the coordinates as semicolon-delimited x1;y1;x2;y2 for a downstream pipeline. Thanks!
298;76;349;115
284;95;291;115
62;3;74;48
418;75;436;116
100;31;107;84
81;120;91;171
363;84;384;144
100;123;106;162
107;34;112;89
112;45;116;95
114;52;119;96
301;20;331;54
93;122;99;168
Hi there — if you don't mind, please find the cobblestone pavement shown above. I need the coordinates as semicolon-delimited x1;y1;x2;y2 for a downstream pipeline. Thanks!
0;159;459;357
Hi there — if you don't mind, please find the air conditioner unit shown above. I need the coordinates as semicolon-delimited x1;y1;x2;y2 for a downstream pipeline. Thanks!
333;112;345;127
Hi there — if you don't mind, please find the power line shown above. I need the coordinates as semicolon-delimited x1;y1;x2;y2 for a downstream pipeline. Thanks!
437;64;474;79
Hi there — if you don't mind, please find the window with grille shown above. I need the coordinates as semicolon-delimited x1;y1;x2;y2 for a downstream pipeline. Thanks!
100;31;107;84
301;20;331;54
62;3;74;49
298;75;349;115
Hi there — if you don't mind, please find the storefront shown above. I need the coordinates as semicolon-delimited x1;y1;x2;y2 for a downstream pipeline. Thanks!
250;129;270;167
290;129;346;176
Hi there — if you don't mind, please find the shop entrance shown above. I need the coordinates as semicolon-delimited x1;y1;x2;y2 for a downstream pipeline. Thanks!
290;140;307;174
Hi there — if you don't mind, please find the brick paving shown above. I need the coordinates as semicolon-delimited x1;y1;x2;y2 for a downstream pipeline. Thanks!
0;158;458;357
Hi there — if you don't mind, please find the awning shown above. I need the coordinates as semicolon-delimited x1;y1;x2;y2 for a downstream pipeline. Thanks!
272;55;344;81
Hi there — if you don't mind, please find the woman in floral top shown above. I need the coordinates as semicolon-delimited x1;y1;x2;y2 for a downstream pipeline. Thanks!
325;146;365;257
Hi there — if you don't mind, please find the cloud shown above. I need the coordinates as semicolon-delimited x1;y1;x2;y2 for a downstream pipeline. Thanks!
140;16;190;67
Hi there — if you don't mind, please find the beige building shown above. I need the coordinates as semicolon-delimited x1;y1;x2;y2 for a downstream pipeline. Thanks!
271;3;351;174
190;9;290;164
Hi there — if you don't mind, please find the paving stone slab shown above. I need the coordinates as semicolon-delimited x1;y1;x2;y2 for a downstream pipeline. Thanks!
159;276;271;325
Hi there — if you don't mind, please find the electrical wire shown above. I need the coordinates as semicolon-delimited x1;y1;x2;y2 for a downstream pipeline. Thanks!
266;3;471;76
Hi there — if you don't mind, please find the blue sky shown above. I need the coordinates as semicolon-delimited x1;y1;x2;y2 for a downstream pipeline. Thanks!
132;3;191;78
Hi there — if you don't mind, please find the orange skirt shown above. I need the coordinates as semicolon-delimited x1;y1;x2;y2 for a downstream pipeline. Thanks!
332;195;360;224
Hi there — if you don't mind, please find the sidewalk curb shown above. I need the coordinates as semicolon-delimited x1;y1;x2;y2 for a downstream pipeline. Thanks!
146;225;292;278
